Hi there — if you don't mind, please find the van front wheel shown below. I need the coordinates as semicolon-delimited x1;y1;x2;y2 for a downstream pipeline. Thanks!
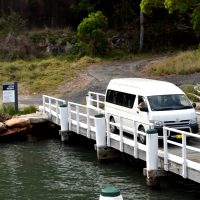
138;126;146;144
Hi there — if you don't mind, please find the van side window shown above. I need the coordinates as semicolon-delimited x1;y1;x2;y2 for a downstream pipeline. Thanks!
138;95;148;111
106;89;136;108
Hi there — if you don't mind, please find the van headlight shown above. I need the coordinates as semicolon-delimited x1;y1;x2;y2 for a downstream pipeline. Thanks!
150;120;163;127
189;118;197;124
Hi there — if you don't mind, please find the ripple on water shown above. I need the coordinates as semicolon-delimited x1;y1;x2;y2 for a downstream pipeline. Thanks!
0;140;199;200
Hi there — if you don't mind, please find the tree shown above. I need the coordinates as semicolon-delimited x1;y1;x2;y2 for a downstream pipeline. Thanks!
140;0;200;31
139;10;144;52
77;11;108;56
0;12;26;35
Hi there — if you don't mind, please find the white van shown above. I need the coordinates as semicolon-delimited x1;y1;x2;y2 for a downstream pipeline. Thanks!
105;78;198;143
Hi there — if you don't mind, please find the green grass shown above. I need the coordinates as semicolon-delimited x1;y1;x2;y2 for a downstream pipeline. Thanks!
2;49;198;96
146;50;200;75
182;84;200;102
0;51;154;95
0;104;37;119
0;55;102;95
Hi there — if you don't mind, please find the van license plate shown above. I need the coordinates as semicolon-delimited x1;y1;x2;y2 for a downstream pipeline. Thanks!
176;134;182;139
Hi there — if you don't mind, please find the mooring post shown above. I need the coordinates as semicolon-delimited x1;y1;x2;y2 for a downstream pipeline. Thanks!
94;114;121;160
145;128;159;188
94;113;106;160
59;103;69;142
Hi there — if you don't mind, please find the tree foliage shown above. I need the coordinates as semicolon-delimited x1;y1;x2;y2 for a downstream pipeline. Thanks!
0;12;25;35
141;0;200;31
77;11;108;56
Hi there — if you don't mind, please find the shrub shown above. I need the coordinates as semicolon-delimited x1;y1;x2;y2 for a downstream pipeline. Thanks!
0;34;33;60
0;104;37;121
77;11;108;56
19;105;37;115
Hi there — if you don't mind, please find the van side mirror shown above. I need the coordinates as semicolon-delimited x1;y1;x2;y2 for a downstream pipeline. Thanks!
192;102;196;108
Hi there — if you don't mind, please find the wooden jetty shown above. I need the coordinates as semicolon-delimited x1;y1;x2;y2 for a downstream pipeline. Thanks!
41;93;200;187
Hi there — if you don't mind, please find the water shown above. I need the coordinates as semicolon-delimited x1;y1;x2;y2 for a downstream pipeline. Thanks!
0;139;199;200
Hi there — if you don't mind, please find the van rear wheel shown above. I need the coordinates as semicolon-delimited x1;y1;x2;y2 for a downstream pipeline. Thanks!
110;117;117;134
138;126;146;144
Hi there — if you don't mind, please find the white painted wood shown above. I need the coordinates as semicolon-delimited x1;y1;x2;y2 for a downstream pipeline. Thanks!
94;115;106;147
146;130;158;171
119;116;123;152
43;94;200;184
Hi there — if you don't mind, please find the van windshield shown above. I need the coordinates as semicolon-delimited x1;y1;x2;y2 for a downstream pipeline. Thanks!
147;94;193;111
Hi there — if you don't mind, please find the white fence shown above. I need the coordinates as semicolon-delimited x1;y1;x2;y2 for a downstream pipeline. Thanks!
68;101;104;138
105;112;153;156
42;95;66;124
42;93;200;181
87;91;105;111
162;126;200;178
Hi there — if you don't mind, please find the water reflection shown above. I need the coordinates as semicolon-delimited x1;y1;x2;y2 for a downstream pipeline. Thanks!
0;140;199;200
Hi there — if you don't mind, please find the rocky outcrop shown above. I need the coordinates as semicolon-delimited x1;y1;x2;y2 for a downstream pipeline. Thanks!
0;122;6;133
4;118;31;128
0;112;50;139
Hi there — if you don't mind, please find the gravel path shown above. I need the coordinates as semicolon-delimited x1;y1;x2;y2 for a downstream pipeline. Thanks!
18;56;200;105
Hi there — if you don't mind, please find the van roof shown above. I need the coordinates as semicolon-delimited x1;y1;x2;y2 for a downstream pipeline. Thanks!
108;78;184;96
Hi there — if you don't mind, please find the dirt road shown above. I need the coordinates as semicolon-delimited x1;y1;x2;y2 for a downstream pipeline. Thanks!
18;56;200;106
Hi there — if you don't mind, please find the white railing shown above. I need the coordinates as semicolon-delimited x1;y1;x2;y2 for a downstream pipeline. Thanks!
105;112;153;158
87;91;105;111
68;101;104;138
43;95;66;124
43;94;200;181
162;126;200;178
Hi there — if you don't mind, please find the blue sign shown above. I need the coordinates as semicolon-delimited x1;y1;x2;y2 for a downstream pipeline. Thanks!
2;82;18;112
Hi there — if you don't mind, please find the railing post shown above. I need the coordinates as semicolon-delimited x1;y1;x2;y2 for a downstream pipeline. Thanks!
182;133;187;178
163;128;169;171
76;105;80;134
89;93;93;106
49;98;52;118
59;103;69;142
86;94;89;106
56;100;59;124
133;120;138;158
97;94;100;110
86;107;91;138
145;129;159;188
68;103;72;131
119;116;123;152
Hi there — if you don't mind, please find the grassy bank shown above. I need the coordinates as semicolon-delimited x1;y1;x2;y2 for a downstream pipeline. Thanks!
0;51;150;95
0;55;102;95
1;50;200;96
146;50;200;75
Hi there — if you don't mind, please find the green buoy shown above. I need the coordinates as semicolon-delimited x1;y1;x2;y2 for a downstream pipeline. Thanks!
99;186;123;200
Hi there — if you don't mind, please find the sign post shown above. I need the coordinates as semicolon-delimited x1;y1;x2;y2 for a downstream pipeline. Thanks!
2;82;18;112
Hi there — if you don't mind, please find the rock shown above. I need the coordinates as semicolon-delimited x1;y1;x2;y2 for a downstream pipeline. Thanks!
0;127;30;137
0;122;7;133
4;118;31;128
15;112;49;124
